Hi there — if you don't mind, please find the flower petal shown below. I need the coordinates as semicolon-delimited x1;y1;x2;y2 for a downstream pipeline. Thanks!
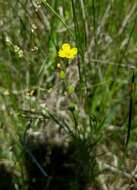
58;49;66;57
71;47;78;56
58;43;78;59
62;43;71;51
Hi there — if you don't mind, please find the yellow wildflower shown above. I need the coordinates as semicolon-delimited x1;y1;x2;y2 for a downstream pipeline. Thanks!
58;43;78;59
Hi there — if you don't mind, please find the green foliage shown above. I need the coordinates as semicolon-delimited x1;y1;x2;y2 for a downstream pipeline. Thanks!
0;0;137;189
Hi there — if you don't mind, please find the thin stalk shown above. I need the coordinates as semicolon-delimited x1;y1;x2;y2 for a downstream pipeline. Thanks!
21;120;48;177
92;0;98;60
125;71;135;147
42;0;73;37
117;12;137;73
71;0;83;84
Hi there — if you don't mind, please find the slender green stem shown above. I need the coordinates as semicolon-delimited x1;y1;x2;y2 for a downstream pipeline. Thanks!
42;0;74;37
125;71;135;147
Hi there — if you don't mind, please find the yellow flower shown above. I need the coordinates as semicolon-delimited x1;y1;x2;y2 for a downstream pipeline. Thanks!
58;43;78;59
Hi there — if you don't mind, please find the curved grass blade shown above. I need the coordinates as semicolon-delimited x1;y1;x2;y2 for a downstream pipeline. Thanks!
41;0;73;37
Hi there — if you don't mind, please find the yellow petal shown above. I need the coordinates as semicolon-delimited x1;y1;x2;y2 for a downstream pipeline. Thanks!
58;49;66;57
58;43;78;59
65;52;74;59
71;47;78;56
62;43;71;51
65;48;78;59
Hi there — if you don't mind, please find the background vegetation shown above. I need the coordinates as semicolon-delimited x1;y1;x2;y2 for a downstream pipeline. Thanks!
0;0;137;189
